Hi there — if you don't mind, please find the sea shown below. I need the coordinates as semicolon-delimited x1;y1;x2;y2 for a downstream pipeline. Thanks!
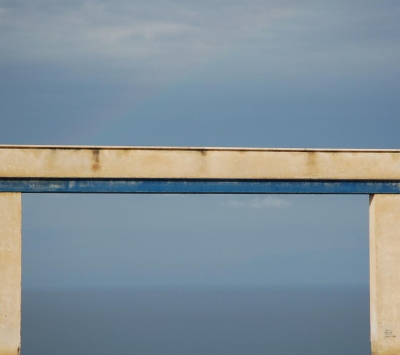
22;285;370;355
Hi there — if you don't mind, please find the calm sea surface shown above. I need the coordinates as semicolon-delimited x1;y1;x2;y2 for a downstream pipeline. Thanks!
22;285;370;355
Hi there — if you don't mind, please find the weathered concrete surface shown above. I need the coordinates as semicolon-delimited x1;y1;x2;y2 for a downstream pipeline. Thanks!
2;146;400;355
1;146;400;179
0;193;21;355
370;195;400;355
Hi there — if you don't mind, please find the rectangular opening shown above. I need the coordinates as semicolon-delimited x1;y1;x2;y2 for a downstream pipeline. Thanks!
22;194;370;355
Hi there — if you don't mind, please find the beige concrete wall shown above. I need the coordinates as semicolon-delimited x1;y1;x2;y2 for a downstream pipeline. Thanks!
0;146;400;179
370;194;400;355
0;193;21;355
3;146;400;355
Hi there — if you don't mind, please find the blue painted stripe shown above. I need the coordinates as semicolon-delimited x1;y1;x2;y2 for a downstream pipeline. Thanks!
0;179;400;194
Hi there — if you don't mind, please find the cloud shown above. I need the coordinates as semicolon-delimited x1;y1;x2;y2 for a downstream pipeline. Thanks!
1;0;399;89
0;0;298;84
226;197;290;209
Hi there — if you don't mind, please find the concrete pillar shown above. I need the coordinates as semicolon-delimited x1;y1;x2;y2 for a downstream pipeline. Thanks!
0;193;21;355
370;194;400;355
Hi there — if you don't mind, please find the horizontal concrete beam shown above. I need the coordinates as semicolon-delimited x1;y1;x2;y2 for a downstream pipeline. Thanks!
1;146;400;180
1;179;400;194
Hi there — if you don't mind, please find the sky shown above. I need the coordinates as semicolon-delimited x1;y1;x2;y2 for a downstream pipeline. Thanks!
0;0;399;289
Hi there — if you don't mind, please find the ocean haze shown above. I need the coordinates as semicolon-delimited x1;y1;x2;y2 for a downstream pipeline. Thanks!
22;285;370;355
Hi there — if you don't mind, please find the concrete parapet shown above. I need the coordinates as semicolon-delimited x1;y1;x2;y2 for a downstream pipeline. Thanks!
1;146;400;179
1;146;400;354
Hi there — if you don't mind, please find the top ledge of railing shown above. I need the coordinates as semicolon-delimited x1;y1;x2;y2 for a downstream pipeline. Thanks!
0;145;400;153
1;145;400;181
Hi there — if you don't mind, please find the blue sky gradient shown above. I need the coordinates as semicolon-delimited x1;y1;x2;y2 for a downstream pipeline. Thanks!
0;0;398;289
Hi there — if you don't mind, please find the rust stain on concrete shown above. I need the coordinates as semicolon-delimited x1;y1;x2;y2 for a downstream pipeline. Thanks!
91;149;101;172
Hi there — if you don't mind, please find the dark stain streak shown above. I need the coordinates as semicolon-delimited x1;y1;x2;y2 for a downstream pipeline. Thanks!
197;149;207;156
92;149;101;171
306;152;317;169
49;148;59;155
